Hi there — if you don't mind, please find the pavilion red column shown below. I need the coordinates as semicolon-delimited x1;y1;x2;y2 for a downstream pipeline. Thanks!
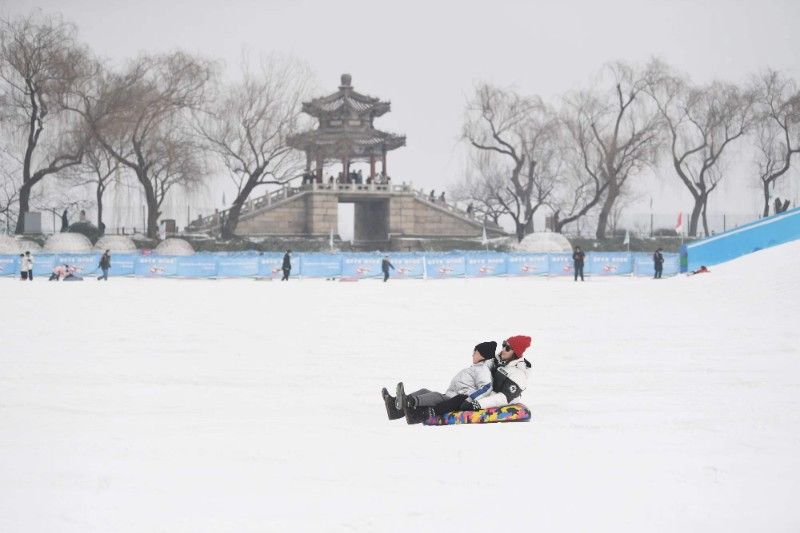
369;155;375;178
381;148;387;176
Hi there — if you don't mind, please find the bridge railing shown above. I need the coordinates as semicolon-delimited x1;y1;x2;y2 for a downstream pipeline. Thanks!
188;180;497;231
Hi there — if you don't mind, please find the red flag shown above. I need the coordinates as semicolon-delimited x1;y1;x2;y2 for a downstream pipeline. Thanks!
675;212;683;233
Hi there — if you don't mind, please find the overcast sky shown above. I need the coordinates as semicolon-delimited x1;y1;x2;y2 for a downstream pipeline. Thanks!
4;0;799;231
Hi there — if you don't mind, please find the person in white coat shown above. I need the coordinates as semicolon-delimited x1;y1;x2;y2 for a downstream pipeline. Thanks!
381;341;496;424
24;251;33;281
462;335;532;411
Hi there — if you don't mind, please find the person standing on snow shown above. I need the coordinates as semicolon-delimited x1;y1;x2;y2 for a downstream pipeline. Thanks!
653;248;664;279
24;251;34;281
382;341;497;424
381;256;395;282
281;249;292;281
19;253;26;280
97;250;111;281
572;246;585;282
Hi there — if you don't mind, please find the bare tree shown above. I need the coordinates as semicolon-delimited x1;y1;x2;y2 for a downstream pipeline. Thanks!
74;138;123;233
568;63;661;240
751;69;800;216
197;57;311;238
451;155;507;225
0;13;90;234
549;97;611;234
75;52;213;238
462;83;559;241
646;60;756;237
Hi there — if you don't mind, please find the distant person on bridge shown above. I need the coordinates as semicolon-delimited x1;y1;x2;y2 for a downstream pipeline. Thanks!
429;189;435;201
439;191;446;203
281;249;292;281
381;256;395;282
572;246;585;282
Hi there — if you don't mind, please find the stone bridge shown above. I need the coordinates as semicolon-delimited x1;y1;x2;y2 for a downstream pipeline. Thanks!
189;182;506;247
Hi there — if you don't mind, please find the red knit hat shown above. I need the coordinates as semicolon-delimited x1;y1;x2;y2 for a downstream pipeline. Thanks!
505;335;531;358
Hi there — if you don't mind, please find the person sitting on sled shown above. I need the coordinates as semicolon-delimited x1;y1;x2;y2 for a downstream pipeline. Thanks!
466;335;532;411
382;341;497;424
420;335;533;420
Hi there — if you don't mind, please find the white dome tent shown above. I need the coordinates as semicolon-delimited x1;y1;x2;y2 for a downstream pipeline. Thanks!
44;233;93;253
155;238;194;256
511;232;573;253
94;235;137;253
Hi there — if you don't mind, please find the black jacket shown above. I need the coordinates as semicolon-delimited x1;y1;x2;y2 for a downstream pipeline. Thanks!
282;253;291;269
653;251;664;267
572;250;585;266
381;259;394;273
99;253;111;269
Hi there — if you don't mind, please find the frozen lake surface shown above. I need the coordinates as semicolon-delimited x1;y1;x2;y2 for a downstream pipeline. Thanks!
1;241;799;532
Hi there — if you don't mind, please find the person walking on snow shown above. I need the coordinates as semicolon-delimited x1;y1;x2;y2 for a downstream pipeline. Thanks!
97;250;111;281
653;248;664;279
381;256;395;282
281;249;292;281
382;341;497;424
572;246;585;281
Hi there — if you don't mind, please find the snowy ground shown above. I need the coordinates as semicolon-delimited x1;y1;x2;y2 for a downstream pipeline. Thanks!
1;242;799;532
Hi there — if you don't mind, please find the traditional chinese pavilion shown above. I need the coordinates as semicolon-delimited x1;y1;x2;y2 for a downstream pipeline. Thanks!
287;74;406;179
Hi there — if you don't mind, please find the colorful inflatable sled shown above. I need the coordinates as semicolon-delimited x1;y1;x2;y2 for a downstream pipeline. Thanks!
423;403;531;426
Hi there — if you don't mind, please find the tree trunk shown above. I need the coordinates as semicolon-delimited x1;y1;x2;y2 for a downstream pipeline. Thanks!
13;183;32;235
96;186;104;234
595;184;617;240
222;182;257;238
688;198;704;237
762;181;772;217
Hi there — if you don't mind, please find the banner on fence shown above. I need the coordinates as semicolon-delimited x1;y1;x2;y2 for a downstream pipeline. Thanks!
548;253;574;276
135;256;178;277
425;254;466;278
0;251;680;279
178;256;219;278
0;255;18;275
299;254;342;278
589;253;633;276
389;255;425;279
506;254;549;276
341;254;382;278
465;253;507;277
257;254;285;279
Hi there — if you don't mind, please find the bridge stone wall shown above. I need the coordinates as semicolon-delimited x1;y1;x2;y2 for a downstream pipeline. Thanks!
203;187;502;240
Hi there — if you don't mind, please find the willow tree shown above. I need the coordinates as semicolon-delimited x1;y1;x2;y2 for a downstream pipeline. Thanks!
0;13;91;234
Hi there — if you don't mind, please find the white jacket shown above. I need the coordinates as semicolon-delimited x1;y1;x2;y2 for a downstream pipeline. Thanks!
478;356;531;409
444;361;493;401
20;256;30;271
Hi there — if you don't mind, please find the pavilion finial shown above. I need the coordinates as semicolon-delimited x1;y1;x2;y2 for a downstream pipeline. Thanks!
340;73;352;88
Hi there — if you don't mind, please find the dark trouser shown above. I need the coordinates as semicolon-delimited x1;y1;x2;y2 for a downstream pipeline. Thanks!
432;394;469;415
574;264;584;281
98;267;109;280
49;273;59;281
27;269;33;281
21;271;27;280
383;270;389;282
408;388;450;408
654;267;662;279
281;268;290;281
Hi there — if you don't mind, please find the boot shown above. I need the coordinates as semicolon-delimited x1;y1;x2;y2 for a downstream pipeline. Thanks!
395;382;406;413
405;405;434;425
382;388;404;420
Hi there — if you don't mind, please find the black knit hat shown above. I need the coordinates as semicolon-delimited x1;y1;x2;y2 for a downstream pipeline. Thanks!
474;341;497;360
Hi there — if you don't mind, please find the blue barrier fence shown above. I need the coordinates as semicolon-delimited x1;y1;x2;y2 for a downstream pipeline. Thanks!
0;251;680;279
682;207;800;271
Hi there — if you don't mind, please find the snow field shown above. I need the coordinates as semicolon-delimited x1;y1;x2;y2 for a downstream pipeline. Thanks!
0;241;799;532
